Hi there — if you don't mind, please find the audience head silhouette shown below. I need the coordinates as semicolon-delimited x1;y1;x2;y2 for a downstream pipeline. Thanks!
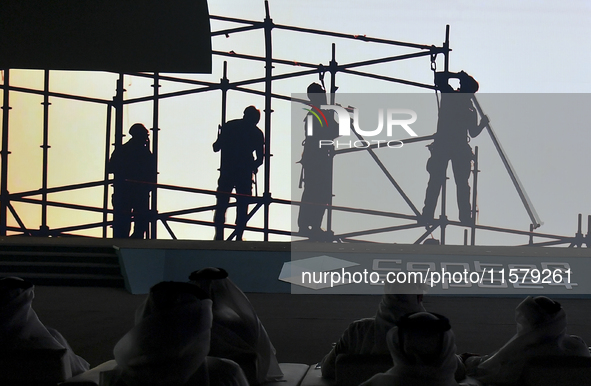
463;295;590;385
515;296;563;334
188;267;284;384
396;312;452;365
136;281;209;321
188;267;228;298
360;312;458;386
113;281;213;386
0;276;90;378
0;277;31;307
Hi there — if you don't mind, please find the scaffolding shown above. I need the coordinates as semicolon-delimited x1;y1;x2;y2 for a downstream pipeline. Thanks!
0;1;588;247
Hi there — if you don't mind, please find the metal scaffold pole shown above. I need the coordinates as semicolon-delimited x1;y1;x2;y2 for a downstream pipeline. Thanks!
102;104;113;238
40;69;51;235
471;96;542;229
114;75;125;148
444;25;450;73
221;61;228;126
0;70;10;236
470;146;479;245
326;43;337;235
440;174;447;245
263;0;273;241
150;72;160;239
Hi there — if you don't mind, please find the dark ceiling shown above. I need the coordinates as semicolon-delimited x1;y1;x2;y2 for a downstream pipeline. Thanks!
0;0;212;73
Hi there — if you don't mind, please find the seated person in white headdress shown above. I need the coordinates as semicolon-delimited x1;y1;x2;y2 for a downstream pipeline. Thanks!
319;280;426;379
105;281;248;386
0;276;90;377
361;312;461;386
462;296;590;385
189;267;283;385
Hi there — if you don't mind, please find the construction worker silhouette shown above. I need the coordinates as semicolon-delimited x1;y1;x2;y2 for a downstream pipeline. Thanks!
421;71;483;225
108;123;156;239
213;106;264;241
297;83;339;240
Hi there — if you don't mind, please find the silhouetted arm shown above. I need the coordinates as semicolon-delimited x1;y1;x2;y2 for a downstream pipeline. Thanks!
469;112;488;138
253;130;264;172
468;116;488;138
107;148;120;175
213;125;223;152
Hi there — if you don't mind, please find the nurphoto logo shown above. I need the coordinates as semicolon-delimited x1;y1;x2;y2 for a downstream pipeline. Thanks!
304;103;419;149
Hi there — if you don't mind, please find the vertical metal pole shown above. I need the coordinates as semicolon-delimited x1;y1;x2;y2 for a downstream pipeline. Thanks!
575;213;583;247
329;44;337;104
221;61;228;125
444;25;450;73
114;74;125;147
586;215;590;248
216;62;229;239
440;174;447;245
439;25;449;245
102;104;113;238
0;70;10;236
150;72;160;239
110;74;125;238
470;146;479;245
528;224;534;246
326;43;338;235
263;0;273;241
40;69;51;236
472;97;542;228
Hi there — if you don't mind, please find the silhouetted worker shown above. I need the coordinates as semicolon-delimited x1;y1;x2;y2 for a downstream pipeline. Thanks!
297;83;339;240
108;123;156;239
421;71;483;225
213;106;264;241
